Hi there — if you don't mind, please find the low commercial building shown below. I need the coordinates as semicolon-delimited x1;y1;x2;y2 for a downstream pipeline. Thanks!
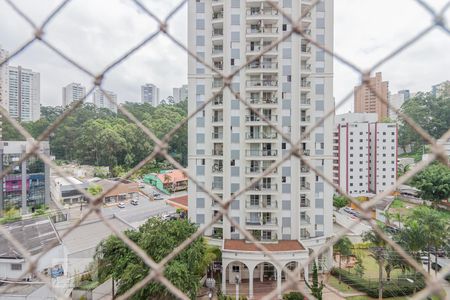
50;176;88;205
93;178;139;204
143;170;188;194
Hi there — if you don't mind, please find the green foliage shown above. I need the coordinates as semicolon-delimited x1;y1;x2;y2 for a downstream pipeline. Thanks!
411;163;450;202
333;194;349;209
87;184;103;196
5;101;188;170
218;296;248;300
390;199;404;209
353;255;365;278
331;268;425;298
0;208;21;224
282;292;304;300
398;92;450;153
95;218;206;299
304;261;324;300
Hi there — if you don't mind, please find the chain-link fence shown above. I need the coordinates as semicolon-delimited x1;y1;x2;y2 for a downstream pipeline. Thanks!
0;0;449;299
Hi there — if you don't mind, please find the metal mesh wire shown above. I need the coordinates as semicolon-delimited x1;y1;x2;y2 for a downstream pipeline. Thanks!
0;0;449;299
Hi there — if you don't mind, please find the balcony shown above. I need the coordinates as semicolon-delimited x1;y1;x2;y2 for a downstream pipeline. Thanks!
300;198;311;208
212;11;224;20
246;80;278;88
212;149;223;156
212;182;223;191
246;217;278;226
246;44;278;54
212;48;224;57
245;115;278;122
300;215;311;225
300;166;310;174
212;164;223;174
212;28;224;37
246;8;278;17
301;64;312;73
249;183;278;192
212;115;224;123
212;79;223;89
245;166;277;175
213;95;223;106
248;97;278;105
300;80;311;88
300;182;311;190
300;115;311;123
247;62;278;71
300;97;311;107
246;27;279;35
301;45;311;55
245;149;278;157
245;132;278;140
246;200;278;209
300;231;311;239
212;132;223;140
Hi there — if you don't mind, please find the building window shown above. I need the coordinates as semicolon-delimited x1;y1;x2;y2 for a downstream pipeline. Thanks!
282;176;287;183
282;24;287;31
11;264;22;271
231;160;235;166
232;265;240;272
231;226;235;233
282;143;286;149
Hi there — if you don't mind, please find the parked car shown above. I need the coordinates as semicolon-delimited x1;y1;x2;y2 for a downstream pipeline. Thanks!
117;202;125;208
51;265;64;278
131;199;139;205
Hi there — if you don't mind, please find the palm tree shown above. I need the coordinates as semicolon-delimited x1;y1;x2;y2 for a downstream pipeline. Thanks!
363;230;386;300
333;237;352;283
305;261;324;300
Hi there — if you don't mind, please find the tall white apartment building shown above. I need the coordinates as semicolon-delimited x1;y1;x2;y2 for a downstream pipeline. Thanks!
388;89;410;120
62;83;86;107
0;47;9;139
8;66;40;122
141;83;159;106
173;84;188;103
334;113;397;196
93;88;117;113
188;0;334;297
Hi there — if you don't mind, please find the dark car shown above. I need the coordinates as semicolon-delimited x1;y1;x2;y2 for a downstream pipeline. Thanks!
131;199;139;205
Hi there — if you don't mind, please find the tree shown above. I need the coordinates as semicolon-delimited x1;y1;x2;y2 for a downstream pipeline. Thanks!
304;261;324;300
87;184;103;197
353;255;365;277
333;237;352;283
95;218;207;299
411;163;450;203
363;230;386;300
333;194;349;209
406;206;449;275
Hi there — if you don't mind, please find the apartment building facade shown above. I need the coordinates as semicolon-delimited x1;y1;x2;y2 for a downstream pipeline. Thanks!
93;88;117;113
62;82;86;107
7;66;40;122
187;0;334;297
173;84;188;103
354;72;389;121
141;83;159;106
0;48;9;140
334;113;397;196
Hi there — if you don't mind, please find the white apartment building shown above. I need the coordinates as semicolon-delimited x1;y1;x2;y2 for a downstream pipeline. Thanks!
93;88;117;113
62;82;86;107
0;47;9;140
173;84;188;103
388;89;410;120
432;80;450;98
8;66;40;122
334;113;398;196
141;83;159;106
187;0;334;297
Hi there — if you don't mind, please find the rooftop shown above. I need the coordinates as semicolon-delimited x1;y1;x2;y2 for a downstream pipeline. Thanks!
223;240;305;252
0;217;61;258
52;176;84;186
166;195;188;210
156;170;187;183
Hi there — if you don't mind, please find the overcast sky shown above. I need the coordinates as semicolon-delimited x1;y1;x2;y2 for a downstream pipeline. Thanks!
0;0;449;113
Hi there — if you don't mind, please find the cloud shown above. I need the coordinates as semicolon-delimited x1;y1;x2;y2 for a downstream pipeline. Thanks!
0;0;448;110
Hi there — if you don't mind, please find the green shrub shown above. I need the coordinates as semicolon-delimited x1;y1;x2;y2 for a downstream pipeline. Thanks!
283;292;304;300
331;268;425;298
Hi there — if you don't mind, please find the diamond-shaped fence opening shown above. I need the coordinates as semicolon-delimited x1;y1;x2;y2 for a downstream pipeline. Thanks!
0;0;449;299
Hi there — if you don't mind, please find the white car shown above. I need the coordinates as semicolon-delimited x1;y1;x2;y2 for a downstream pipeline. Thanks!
117;202;125;208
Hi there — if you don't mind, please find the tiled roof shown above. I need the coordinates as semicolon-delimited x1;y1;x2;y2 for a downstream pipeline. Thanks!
156;170;187;183
223;240;305;252
166;195;188;209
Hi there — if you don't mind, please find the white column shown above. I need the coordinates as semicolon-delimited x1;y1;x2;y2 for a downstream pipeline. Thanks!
222;265;227;294
249;266;254;299
276;266;282;299
304;263;309;281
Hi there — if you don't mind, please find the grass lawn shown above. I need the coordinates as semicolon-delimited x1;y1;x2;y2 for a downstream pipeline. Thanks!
390;199;404;209
327;275;359;294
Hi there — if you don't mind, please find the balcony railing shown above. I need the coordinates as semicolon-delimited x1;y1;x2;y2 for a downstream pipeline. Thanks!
248;97;278;105
246;80;278;87
246;45;278;53
301;116;311;122
301;80;311;88
245;132;278;139
245;149;278;157
247;62;278;69
246;200;278;209
245;217;278;226
300;166;310;173
212;48;224;55
300;182;311;190
246;27;279;34
212;116;224;122
245;166;277;175
300;215;311;225
212;164;223;173
249;183;277;192
213;96;223;105
212;132;223;139
260;233;278;242
301;64;312;71
301;45;311;53
212;29;224;37
212;11;224;20
245;115;277;122
246;8;278;16
300;198;311;208
212;182;224;190
212;149;223;156
301;98;311;105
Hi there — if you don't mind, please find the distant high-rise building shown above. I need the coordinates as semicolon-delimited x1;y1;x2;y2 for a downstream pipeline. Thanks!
62;83;86;107
432;80;450;97
8;66;40;122
354;72;389;121
173;84;188;103
93;88;117;113
0;47;9;140
388;89;410;120
188;0;334;297
334;113;397;196
141;83;159;106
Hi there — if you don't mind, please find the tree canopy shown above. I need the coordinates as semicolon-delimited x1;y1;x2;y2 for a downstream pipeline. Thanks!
3;101;188;174
410;163;450;202
95;218;206;299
